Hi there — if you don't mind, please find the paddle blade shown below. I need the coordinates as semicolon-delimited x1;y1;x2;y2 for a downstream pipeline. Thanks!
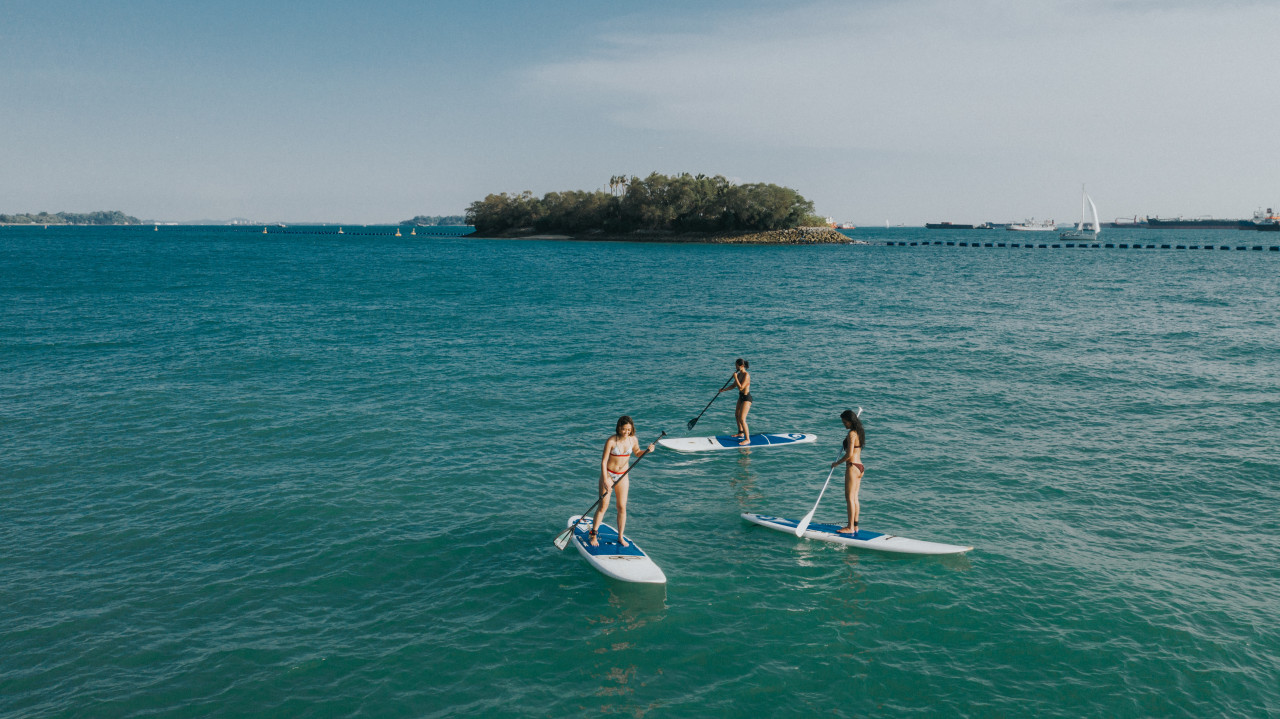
553;527;573;550
686;417;697;430
794;511;816;537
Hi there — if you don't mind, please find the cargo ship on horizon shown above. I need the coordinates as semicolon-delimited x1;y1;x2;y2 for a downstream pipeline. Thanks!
1252;207;1279;231
1143;216;1251;229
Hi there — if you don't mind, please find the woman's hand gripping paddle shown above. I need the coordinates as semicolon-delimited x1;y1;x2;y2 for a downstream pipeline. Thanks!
686;376;735;431
794;407;862;537
553;431;666;550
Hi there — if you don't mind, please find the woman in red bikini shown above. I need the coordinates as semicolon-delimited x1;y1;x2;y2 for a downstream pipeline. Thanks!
831;409;866;534
589;415;656;548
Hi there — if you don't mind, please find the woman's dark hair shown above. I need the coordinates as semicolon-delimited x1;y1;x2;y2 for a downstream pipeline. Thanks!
735;358;749;369
840;409;865;448
616;415;634;435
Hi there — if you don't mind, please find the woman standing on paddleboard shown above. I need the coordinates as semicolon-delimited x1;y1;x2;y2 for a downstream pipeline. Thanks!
718;358;752;446
832;409;866;534
590;415;656;548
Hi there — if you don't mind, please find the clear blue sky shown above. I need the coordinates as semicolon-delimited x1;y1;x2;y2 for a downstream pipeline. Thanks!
3;0;1278;224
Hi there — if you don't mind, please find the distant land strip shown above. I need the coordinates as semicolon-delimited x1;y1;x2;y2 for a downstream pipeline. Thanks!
401;214;467;226
0;211;142;225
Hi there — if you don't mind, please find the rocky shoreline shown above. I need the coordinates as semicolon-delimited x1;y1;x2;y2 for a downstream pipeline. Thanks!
470;227;862;244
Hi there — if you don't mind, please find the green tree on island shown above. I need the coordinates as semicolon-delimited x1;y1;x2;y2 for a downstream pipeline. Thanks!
466;173;824;235
0;210;142;225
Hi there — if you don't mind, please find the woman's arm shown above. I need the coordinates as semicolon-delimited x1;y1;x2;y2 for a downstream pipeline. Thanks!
601;438;615;480
831;430;853;467
635;437;657;458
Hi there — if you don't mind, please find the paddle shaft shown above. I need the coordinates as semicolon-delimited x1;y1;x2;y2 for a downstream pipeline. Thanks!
795;461;841;536
687;376;735;430
555;431;665;547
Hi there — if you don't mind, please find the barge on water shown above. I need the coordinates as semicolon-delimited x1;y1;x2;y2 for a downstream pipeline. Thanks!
925;222;995;230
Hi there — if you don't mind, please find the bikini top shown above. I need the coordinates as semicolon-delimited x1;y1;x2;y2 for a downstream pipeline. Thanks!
610;437;633;456
843;433;861;453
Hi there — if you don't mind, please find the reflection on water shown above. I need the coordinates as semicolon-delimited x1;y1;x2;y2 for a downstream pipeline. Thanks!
730;451;765;511
605;580;667;616
934;553;973;572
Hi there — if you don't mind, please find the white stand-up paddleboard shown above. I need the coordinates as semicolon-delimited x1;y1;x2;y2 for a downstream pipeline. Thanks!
658;433;816;452
566;515;666;584
741;513;973;555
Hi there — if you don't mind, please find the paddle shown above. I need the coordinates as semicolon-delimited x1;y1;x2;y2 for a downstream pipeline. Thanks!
553;431;666;550
794;407;862;537
686;376;735;431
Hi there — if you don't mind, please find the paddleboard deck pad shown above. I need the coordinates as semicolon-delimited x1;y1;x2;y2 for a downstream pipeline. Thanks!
658;433;816;452
741;513;973;555
566;515;666;584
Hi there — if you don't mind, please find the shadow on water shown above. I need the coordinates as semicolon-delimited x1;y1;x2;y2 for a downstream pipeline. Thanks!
603;580;667;614
858;549;975;572
785;529;976;572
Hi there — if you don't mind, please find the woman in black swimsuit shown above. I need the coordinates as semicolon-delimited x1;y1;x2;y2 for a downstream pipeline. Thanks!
831;409;865;534
718;358;752;446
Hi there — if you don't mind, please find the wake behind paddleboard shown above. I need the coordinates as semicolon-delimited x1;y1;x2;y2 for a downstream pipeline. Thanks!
741;513;973;555
566;515;666;584
657;433;816;452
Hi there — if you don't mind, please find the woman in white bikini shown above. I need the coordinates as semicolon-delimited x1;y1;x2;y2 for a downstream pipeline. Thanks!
589;415;656;548
831;409;866;534
718;358;752;446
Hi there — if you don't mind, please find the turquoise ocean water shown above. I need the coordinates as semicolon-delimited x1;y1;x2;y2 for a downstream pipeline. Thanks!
3;226;1278;717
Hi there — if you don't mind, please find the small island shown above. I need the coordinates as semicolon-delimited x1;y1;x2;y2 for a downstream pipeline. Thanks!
0;210;143;225
401;214;468;226
465;173;851;244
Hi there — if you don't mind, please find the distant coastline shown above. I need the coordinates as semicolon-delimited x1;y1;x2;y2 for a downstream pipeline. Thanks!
0;211;142;225
402;214;467;226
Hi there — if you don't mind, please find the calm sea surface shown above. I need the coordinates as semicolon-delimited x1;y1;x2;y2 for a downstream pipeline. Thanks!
3;226;1278;718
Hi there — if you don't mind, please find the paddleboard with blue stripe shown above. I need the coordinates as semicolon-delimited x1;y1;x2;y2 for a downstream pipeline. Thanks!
741;513;973;555
566;515;666;584
657;432;816;452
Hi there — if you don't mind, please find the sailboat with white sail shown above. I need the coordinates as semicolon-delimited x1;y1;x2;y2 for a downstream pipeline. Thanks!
1060;186;1100;241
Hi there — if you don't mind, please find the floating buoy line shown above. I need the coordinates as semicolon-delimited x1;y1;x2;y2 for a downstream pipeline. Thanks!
252;226;471;237
880;240;1279;252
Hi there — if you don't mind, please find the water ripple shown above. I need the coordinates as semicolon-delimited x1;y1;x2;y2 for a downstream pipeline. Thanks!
2;228;1278;717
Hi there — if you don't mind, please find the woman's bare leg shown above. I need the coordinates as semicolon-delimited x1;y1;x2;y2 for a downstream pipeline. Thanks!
614;477;630;547
737;400;752;445
852;472;862;528
839;465;862;533
590;481;610;546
